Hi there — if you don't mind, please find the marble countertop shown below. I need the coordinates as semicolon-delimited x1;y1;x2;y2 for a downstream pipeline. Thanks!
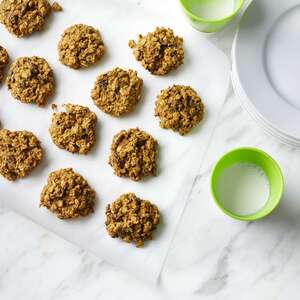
1;1;300;299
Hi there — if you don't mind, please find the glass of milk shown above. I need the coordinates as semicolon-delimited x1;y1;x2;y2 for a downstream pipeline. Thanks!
211;147;284;221
179;0;244;33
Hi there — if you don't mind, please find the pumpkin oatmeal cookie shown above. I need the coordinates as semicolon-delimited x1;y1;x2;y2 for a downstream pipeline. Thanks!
7;56;54;106
0;0;51;37
49;104;97;154
128;27;184;75
109;128;157;181
0;45;9;83
155;85;204;135
91;67;143;117
40;168;96;219
105;193;160;247
0;129;43;181
58;24;105;69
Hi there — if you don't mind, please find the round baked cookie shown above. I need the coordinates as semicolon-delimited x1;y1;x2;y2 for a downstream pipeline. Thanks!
105;193;160;247
128;27;184;75
40;168;96;219
0;45;9;83
7;56;54;106
91;67;143;117
0;129;43;181
109;128;157;181
155;85;204;135
49;104;97;154
58;24;105;69
0;0;51;37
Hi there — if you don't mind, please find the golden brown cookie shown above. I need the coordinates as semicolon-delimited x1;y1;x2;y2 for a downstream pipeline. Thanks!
91;67;143;117
109;128;158;181
58;24;105;69
0;129;43;181
40;168;96;219
155;85;204;135
0;0;51;37
49;104;97;154
0;45;9;83
7;56;54;106
129;27;184;75
105;193;160;247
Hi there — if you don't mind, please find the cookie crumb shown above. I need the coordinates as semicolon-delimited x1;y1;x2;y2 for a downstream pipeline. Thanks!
155;85;204;135
91;67;143;117
109;128;158;181
0;129;43;181
51;103;57;110
51;1;62;12
40;168;96;219
105;193;160;247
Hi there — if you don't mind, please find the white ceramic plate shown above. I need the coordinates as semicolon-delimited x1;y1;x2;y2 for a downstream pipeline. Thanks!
233;0;300;141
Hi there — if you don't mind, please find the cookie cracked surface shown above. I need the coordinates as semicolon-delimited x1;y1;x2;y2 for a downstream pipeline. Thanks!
109;128;157;181
105;193;160;247
91;67;143;117
40;168;96;219
58;24;105;69
49;104;97;154
0;0;51;37
0;45;9;83
155;85;204;135
0;129;43;181
129;27;184;75
7;56;54;106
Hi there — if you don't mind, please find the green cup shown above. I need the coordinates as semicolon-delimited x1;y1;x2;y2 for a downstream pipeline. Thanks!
179;0;244;33
211;147;284;221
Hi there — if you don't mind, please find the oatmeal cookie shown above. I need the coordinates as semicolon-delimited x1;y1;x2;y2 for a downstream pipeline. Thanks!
58;24;105;69
40;168;96;219
0;45;9;83
109;128;157;181
91;67;143;117
0;129;43;181
105;193;160;247
128;27;184;75
155;85;204;135
7;56;54;106
49;104;97;154
0;0;51;37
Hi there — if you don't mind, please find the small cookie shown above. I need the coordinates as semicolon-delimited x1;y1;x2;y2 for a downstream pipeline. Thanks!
58;24;105;69
91;67;143;117
155;85;204;135
0;45;9;83
105;193;160;247
129;27;184;75
7;56;54;106
109;128;157;181
0;0;51;37
40;168;96;219
49;104;97;154
0;129;43;181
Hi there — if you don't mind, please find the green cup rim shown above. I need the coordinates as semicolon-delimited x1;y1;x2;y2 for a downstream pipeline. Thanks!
179;0;244;24
210;147;284;221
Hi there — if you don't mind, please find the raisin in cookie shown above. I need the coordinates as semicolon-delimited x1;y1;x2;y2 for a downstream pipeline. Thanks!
40;168;96;219
155;85;204;135
0;129;43;181
0;0;51;37
129;27;184;75
7;56;54;106
0;45;9;83
49;104;97;154
109;128;157;181
105;193;160;247
91;67;143;117
58;24;105;69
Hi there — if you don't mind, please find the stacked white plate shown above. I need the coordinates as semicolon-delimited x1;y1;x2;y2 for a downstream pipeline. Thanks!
232;0;300;147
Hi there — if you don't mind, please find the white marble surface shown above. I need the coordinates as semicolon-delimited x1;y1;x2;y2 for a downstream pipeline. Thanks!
2;0;300;299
